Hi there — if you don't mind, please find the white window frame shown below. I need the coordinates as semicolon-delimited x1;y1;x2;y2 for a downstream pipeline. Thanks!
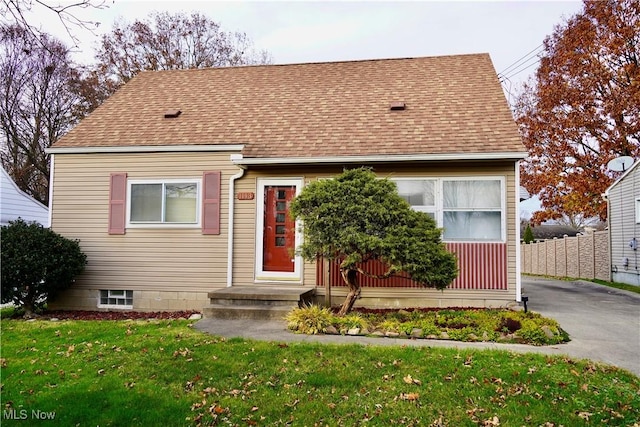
254;178;304;282
392;176;506;243
126;178;201;228
636;197;640;224
441;177;506;243
98;290;133;309
393;178;438;218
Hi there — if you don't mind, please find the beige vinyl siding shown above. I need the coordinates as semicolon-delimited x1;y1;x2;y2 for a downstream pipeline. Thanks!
232;162;519;304
51;152;240;293
232;172;258;285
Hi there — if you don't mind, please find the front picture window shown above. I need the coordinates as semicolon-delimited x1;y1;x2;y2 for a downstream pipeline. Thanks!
393;177;505;242
395;179;436;218
443;180;502;241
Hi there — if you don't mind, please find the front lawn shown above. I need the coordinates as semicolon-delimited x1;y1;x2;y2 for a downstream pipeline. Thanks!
1;318;638;426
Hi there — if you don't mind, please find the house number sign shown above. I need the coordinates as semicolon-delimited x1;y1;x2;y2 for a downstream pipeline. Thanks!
236;192;255;200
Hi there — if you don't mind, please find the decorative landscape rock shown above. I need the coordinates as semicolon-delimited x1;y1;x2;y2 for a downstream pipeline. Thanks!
541;325;555;338
324;325;339;335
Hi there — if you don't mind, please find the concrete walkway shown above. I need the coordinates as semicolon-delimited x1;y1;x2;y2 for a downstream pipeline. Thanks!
195;276;640;376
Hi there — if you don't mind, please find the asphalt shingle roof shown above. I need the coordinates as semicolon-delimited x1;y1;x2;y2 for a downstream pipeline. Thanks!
53;53;526;159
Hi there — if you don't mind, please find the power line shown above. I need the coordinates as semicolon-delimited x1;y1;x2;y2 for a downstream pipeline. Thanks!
499;43;544;76
501;55;542;81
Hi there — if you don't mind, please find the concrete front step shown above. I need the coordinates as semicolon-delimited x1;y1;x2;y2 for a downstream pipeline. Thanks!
202;304;294;320
203;286;315;320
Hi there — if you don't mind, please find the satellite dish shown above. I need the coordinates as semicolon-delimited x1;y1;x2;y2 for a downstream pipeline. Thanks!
607;156;634;172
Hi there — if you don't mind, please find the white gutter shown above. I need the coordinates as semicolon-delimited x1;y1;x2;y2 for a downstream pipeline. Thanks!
515;160;522;302
46;144;245;154
233;151;528;165
47;154;54;228
226;164;246;287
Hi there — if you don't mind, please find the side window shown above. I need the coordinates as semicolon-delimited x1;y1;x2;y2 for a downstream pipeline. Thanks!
126;179;201;227
130;182;198;224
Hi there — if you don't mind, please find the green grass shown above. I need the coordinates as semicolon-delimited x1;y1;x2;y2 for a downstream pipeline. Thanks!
286;306;569;345
1;319;638;426
591;278;640;294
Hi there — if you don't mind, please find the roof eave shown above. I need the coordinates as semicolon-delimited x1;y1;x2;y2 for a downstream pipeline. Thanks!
45;144;246;154
233;152;528;166
604;159;640;196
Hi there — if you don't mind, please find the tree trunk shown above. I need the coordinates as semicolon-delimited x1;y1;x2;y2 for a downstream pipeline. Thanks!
337;268;361;316
22;300;36;319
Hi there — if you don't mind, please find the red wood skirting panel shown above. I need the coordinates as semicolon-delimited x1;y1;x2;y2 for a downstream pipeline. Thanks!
318;242;507;290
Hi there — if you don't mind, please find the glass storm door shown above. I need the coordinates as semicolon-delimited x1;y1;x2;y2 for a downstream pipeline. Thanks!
262;186;296;272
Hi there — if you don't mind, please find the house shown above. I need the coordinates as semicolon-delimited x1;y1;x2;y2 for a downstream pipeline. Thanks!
46;53;527;312
0;166;49;227
605;159;640;286
519;223;581;241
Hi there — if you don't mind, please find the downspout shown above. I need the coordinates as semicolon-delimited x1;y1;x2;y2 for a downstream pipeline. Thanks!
226;164;246;287
515;160;522;302
47;154;55;228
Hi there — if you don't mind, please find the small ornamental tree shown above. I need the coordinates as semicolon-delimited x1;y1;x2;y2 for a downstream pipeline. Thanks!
290;168;458;316
1;219;87;317
523;224;535;244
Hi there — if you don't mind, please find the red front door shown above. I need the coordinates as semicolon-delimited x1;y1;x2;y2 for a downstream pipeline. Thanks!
262;186;296;272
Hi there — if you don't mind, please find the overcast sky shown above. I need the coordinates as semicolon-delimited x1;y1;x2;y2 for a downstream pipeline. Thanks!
33;1;584;86
29;0;585;218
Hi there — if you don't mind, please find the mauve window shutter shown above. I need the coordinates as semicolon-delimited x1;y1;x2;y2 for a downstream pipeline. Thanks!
202;171;221;235
108;173;127;235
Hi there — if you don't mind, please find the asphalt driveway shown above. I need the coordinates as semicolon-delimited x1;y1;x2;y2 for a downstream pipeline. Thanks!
521;276;640;376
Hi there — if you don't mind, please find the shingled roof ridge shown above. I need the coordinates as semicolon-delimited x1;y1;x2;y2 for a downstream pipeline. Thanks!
136;52;492;76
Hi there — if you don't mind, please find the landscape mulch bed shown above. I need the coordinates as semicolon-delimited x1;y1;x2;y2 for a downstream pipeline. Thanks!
11;310;201;321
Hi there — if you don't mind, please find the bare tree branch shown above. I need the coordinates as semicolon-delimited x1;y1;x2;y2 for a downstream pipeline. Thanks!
1;0;109;49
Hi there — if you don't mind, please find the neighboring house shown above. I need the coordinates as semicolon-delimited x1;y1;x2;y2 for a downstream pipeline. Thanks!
520;223;581;241
605;159;640;286
46;53;527;311
0;166;49;227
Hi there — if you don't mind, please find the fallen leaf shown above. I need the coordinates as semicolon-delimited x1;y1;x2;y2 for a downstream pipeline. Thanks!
482;415;500;426
577;411;593;420
399;392;420;401
403;374;421;385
